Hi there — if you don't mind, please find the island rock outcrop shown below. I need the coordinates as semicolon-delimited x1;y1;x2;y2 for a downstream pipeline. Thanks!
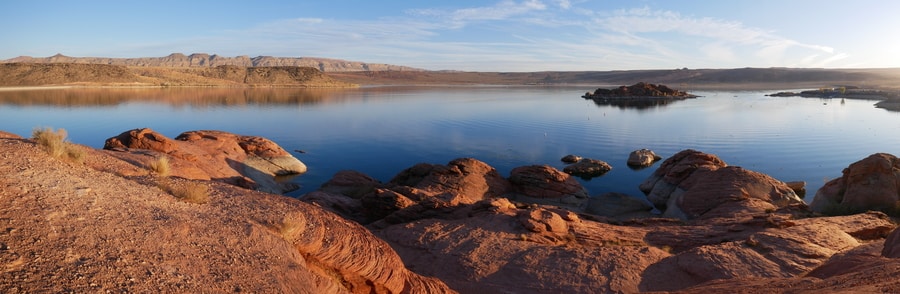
810;153;900;214
639;149;804;219
103;128;306;194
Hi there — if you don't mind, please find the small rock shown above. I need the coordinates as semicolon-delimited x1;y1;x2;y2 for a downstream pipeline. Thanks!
784;181;806;197
563;158;612;178
75;187;91;196
627;149;662;167
561;154;582;164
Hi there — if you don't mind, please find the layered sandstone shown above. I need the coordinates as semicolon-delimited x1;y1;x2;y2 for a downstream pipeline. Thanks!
0;134;453;293
811;153;900;214
103;128;306;194
3;53;423;72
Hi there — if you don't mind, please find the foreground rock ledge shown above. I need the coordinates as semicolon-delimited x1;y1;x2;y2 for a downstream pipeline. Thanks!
0;135;453;293
5;130;900;293
304;151;900;293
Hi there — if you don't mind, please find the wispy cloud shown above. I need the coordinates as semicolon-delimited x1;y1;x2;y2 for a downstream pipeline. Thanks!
129;1;853;71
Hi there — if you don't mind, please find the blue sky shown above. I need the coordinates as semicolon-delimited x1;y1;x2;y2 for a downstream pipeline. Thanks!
2;0;899;71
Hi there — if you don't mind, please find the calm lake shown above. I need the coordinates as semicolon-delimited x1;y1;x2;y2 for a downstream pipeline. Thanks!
2;86;899;202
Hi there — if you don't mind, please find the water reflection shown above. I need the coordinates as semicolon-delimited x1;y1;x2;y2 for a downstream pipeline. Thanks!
0;87;365;107
584;96;692;110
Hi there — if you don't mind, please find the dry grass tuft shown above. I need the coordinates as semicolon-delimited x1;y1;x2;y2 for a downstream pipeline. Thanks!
171;182;209;204
276;219;302;239
148;156;170;177
32;127;84;163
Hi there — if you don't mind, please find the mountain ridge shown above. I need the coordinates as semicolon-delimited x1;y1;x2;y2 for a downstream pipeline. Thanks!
1;53;425;72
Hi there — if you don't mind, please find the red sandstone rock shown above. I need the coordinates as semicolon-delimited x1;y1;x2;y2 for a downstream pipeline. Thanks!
639;212;895;292
586;192;654;219
639;149;804;219
319;170;381;198
104;127;178;153
509;165;589;210
176;130;307;176
389;158;511;204
560;154;582;163
562;158;612;178
0;131;22;139
883;227;900;258
627;148;662;167
103;128;306;194
810;153;900;214
294;153;900;293
374;199;669;293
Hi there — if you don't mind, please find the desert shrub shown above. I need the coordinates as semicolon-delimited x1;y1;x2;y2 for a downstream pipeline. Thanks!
32;127;67;158
171;182;209;204
275;218;302;239
148;156;170;177
32;127;84;163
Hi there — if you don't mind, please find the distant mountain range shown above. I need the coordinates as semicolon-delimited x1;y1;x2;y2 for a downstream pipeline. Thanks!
1;53;425;72
4;53;900;90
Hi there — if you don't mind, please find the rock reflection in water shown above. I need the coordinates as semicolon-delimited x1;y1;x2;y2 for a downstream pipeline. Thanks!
585;96;690;110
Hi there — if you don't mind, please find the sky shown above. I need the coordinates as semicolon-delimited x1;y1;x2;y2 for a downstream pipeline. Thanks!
2;0;900;71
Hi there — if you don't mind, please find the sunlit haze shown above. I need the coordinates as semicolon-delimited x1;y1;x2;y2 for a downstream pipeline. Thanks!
2;0;899;71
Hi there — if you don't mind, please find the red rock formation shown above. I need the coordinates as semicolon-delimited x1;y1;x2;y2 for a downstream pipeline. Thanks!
562;158;612;178
103;128;306;193
584;82;696;98
639;149;804;219
299;152;900;293
104;128;178;153
811;153;900;214
883;227;900;258
509;165;589;210
627;148;662;167
389;158;511;204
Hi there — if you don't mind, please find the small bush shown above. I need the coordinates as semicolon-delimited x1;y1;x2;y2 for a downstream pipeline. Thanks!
148;156;171;177
172;182;209;204
276;219;301;238
32;127;68;158
32;127;84;163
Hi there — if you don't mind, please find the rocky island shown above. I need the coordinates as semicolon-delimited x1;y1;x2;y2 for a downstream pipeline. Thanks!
582;82;698;108
767;86;900;111
3;128;900;293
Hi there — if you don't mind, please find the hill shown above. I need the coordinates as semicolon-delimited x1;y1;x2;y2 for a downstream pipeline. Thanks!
4;53;900;89
0;63;355;87
330;67;900;89
2;53;425;72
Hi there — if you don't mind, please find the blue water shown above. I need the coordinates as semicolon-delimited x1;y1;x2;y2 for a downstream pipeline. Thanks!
2;86;899;201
